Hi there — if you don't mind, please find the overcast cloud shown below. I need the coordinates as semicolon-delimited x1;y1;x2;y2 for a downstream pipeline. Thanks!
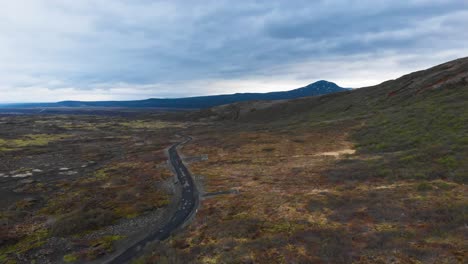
1;0;467;102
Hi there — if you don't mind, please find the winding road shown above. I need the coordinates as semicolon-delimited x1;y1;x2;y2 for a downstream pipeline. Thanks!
107;135;199;264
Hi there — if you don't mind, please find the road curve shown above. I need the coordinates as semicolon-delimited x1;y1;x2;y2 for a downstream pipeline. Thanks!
107;135;199;264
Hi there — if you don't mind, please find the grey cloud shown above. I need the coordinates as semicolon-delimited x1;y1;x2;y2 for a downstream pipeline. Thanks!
264;2;465;39
0;0;467;102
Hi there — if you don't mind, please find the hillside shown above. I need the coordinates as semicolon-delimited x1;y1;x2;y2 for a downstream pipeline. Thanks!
2;80;349;109
198;57;468;122
140;57;468;263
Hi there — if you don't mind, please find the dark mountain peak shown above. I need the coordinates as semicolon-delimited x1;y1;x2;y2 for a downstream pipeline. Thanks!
308;80;335;86
302;80;346;90
287;80;348;97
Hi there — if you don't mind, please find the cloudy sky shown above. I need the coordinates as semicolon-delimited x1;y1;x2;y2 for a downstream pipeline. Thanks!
1;0;467;102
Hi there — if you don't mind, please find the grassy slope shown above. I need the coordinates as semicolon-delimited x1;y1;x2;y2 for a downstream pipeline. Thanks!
142;58;468;263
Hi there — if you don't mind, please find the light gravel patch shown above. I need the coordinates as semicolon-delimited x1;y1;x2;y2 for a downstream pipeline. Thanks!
316;148;355;157
12;172;33;178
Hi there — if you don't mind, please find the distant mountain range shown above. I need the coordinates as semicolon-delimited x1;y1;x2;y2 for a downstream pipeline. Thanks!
1;80;350;109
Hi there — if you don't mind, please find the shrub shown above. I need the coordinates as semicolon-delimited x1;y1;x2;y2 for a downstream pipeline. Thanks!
432;180;456;190
63;253;78;262
262;147;275;152
50;208;117;236
0;227;19;247
417;182;433;192
84;235;124;260
437;156;458;170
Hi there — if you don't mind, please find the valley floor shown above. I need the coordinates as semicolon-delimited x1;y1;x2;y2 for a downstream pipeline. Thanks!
140;119;466;264
1;85;467;264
